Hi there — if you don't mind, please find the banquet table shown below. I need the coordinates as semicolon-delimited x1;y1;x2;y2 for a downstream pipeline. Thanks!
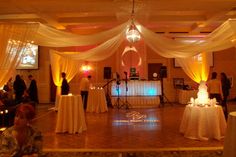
177;89;197;104
179;104;226;140
55;95;87;134
223;112;236;157
86;88;108;113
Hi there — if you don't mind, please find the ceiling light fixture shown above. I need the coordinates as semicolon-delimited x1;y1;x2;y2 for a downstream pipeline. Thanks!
126;0;141;43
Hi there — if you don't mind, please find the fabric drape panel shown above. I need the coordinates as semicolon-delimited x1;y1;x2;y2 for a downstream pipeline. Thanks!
135;20;236;58
31;21;129;47
49;51;81;95
49;32;126;94
0;24;38;87
54;32;125;61
175;52;210;83
2;19;236;88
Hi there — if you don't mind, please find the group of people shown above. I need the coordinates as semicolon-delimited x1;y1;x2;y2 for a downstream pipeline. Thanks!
0;72;91;156
61;72;92;110
207;72;231;118
0;75;41;156
2;74;39;107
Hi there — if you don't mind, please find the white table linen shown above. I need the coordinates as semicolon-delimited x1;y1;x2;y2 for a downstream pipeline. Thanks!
86;88;108;113
180;105;226;140
55;95;87;134
223;112;236;157
178;89;197;104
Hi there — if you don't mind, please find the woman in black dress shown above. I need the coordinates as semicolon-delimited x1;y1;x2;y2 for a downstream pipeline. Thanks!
28;74;39;104
220;72;231;117
13;75;26;104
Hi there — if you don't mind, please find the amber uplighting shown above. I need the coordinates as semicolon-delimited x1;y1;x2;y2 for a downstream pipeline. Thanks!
81;65;91;72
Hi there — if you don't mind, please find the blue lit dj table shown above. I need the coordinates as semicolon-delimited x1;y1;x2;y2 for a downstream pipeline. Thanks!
111;80;162;96
111;80;161;108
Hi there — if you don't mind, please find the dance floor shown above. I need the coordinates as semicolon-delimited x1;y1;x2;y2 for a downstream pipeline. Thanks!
31;101;236;154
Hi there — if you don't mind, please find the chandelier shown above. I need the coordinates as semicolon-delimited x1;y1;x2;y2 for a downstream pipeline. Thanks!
126;0;141;43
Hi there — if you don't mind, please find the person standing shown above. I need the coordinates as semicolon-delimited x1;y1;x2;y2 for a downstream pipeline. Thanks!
13;75;27;104
4;77;14;100
28;74;39;104
220;72;231;116
79;75;91;110
61;72;70;95
207;72;223;103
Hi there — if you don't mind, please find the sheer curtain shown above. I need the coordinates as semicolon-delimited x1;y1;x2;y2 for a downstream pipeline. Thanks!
49;32;125;95
135;19;236;58
1;19;236;89
0;24;38;87
49;51;82;95
175;52;210;83
53;31;125;61
31;21;130;47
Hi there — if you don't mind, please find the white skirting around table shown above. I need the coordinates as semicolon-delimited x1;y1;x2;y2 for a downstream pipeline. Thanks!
180;105;226;140
111;96;160;108
55;95;87;134
111;80;162;96
223;111;236;157
87;88;108;113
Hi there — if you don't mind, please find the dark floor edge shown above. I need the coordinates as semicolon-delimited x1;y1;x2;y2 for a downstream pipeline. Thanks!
44;147;223;152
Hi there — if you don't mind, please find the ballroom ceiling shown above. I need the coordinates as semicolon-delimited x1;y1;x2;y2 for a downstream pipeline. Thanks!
1;0;236;37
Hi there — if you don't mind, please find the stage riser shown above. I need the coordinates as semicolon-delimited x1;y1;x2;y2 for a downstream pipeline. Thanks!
44;150;223;157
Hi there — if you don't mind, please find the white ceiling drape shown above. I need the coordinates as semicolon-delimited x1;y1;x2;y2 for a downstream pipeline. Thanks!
53;31;126;61
135;19;236;58
30;21;130;47
1;19;236;87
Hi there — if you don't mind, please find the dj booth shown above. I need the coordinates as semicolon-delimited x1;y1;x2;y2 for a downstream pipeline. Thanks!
111;80;161;108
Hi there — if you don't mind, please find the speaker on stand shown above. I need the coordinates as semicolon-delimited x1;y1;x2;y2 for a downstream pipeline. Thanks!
159;66;173;107
104;67;112;79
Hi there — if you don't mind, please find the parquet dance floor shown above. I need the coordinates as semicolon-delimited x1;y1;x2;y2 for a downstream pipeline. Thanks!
32;103;227;152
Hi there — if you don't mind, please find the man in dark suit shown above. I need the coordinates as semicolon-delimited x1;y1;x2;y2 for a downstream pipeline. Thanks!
61;72;70;95
28;75;39;104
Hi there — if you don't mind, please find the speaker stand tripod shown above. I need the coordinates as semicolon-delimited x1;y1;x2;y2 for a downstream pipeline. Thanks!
159;77;173;107
113;78;131;110
121;76;132;109
113;83;124;109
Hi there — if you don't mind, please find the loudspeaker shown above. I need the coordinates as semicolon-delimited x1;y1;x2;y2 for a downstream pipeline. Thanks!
160;66;167;78
104;67;112;79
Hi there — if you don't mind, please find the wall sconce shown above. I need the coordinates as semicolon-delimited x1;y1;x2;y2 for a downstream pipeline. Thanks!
81;65;91;72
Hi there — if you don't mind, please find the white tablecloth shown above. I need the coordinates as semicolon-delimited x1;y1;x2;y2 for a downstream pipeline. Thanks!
55;95;87;134
86;88;108;113
180;105;226;140
178;89;197;104
223;112;236;157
